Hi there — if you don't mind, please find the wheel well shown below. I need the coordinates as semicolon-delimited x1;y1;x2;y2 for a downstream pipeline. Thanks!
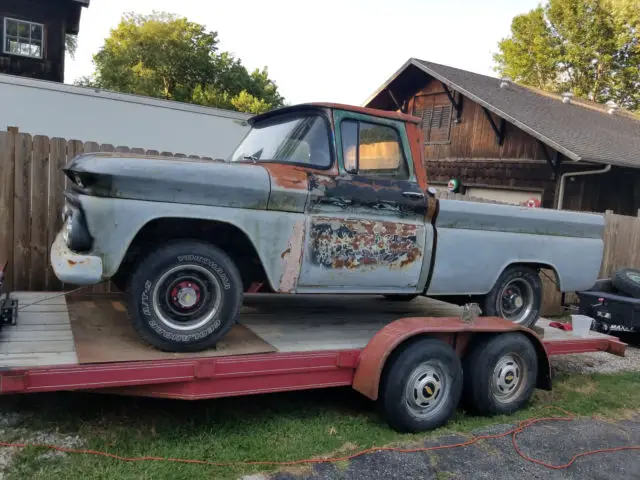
114;218;271;292
376;330;551;400
504;262;561;290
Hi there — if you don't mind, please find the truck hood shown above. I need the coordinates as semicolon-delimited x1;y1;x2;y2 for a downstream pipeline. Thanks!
63;152;271;209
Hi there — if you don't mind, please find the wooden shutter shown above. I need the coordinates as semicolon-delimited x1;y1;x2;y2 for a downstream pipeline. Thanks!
412;94;452;144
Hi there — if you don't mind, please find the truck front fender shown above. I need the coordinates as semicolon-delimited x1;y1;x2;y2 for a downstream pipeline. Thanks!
78;195;306;292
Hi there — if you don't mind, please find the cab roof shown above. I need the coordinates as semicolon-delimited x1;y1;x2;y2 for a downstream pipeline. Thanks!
248;102;421;125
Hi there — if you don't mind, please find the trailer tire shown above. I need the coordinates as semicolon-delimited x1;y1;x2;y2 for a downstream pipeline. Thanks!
612;268;640;299
462;332;537;416
127;240;243;352
379;338;463;433
483;265;541;327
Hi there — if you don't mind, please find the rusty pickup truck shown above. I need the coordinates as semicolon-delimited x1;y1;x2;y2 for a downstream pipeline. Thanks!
51;103;605;352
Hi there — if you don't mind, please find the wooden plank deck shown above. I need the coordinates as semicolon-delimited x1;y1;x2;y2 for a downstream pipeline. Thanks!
239;294;463;352
1;292;78;367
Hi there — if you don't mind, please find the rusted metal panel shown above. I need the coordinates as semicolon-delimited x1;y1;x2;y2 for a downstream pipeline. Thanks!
352;316;552;401
308;217;421;270
296;215;426;291
262;164;309;213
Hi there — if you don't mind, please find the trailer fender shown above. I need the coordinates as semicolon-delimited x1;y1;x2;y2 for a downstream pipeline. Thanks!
352;316;551;401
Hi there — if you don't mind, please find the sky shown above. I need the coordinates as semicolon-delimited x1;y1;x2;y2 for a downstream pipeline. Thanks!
66;0;541;106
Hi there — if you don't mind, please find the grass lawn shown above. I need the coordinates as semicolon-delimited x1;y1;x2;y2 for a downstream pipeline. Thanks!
2;371;640;480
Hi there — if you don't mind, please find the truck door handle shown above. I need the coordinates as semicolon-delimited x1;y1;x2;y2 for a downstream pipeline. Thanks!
402;191;425;200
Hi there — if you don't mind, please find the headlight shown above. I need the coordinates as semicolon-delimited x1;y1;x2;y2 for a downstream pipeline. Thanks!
61;201;93;252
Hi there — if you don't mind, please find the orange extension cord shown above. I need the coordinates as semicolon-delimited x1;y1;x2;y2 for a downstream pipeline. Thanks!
0;408;638;470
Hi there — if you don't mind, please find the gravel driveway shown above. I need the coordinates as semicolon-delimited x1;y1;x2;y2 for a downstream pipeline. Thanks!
550;332;640;376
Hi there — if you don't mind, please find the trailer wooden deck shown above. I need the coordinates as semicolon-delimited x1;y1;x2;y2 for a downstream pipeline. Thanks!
1;292;623;369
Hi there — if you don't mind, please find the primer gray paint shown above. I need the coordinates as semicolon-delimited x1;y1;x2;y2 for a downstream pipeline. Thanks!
435;199;605;238
78;195;303;291
427;201;605;295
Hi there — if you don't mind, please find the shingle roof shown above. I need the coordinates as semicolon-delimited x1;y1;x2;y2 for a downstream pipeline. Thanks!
364;58;640;168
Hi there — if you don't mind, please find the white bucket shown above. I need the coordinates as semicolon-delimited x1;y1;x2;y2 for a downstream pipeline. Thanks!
571;314;593;337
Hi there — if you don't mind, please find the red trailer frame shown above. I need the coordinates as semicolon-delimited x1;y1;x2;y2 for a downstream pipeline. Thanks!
0;313;626;400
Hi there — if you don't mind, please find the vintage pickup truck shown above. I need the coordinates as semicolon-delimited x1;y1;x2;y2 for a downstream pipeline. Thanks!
51;103;605;352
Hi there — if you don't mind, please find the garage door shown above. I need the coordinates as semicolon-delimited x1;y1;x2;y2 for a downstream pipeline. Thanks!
465;187;542;206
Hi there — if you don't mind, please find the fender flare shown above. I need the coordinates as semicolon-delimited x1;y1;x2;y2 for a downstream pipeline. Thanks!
352;316;551;401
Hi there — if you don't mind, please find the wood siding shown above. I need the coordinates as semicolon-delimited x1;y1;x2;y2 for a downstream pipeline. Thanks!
561;167;640;217
409;79;558;207
0;0;70;82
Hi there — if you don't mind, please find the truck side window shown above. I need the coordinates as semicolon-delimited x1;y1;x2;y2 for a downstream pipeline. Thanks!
340;120;408;179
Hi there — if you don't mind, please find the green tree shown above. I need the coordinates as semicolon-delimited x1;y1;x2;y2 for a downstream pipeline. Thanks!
494;0;640;111
77;12;284;113
65;35;78;59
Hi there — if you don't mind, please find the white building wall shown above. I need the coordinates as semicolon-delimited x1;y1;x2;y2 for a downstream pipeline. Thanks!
0;74;252;159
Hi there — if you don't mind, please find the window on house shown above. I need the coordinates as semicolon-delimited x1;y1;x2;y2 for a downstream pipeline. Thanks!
341;120;408;179
3;18;44;59
413;94;453;144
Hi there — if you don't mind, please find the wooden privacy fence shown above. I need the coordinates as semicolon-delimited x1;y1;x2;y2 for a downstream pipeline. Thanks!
0;128;212;292
0;128;638;315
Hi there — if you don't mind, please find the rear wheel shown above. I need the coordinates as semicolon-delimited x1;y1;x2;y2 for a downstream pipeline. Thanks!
462;333;538;415
483;266;541;327
126;240;243;352
379;338;463;433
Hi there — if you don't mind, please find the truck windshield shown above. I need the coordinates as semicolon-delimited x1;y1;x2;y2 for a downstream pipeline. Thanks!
229;114;332;168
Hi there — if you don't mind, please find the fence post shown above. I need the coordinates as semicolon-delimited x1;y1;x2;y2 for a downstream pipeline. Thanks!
0;127;18;290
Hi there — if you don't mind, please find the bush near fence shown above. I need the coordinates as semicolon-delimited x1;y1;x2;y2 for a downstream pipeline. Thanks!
1;129;638;317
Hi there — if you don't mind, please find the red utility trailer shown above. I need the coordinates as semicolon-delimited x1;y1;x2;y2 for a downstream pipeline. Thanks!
0;291;626;433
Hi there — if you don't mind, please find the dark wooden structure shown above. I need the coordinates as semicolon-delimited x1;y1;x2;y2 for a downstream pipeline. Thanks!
0;0;89;83
365;59;640;214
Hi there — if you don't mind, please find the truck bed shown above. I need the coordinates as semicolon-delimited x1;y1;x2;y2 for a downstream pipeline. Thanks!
1;292;621;369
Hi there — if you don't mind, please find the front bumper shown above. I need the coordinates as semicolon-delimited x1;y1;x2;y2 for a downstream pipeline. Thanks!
50;232;103;285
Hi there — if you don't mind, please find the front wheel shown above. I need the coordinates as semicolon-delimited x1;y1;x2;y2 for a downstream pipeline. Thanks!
126;240;243;352
483;266;541;327
379;338;463;433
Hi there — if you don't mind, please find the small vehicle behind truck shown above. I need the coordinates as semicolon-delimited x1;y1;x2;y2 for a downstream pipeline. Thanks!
51;103;605;352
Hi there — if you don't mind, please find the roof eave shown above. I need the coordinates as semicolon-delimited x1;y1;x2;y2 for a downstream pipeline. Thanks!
364;59;584;163
360;58;416;108
408;60;582;162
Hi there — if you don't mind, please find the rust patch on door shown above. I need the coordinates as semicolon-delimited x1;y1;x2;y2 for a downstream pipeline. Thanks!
310;217;421;269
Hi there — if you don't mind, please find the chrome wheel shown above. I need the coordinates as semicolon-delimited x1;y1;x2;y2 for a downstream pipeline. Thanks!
491;353;526;403
405;360;450;418
498;278;534;324
152;264;222;331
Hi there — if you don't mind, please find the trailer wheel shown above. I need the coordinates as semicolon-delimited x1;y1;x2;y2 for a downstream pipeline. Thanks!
462;333;537;416
379;338;463;433
483;265;541;327
127;240;243;352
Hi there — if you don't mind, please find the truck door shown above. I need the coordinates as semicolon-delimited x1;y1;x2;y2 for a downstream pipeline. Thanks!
296;110;433;292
